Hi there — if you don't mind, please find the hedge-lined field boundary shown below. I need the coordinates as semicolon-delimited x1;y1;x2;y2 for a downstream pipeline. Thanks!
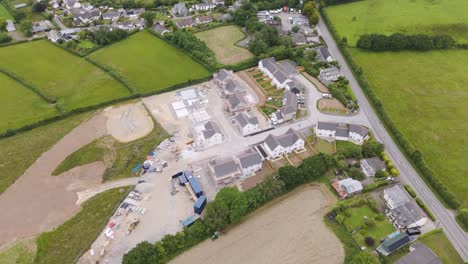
319;8;461;209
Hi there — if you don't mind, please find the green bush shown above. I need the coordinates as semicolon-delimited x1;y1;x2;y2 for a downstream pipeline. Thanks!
403;184;417;198
455;208;468;231
362;181;391;193
415;198;436;221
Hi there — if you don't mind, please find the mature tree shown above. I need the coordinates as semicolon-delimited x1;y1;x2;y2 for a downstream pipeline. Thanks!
0;19;7;32
215;187;248;224
32;2;47;12
308;12;319;26
432;34;454;49
291;25;300;33
278;165;303;190
224;0;233;6
204;198;230;231
20;20;32;37
356;34;373;49
365;236;375;246
388;33;408;50
349;251;379;264
375;170;389;179
302;1;316;17
362;141;384;158
457;209;468;231
140;11;154;27
122;241;158;264
249;38;268;55
349;167;365;180
0;32;12;43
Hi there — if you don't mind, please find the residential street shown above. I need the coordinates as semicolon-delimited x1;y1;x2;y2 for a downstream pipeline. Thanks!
317;18;468;261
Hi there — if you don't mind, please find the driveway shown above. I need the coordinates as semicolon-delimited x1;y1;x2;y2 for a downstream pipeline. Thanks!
317;18;468;261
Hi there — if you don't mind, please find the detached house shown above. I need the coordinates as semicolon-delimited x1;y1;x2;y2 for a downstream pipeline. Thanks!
196;15;213;24
234;112;259;136
263;128;305;160
360;157;386;177
102;11;120;21
332;178;363;199
213;68;233;87
176;18;195;28
318;66;341;85
226;93;249;114
315;46;334;62
236;149;264;177
383;185;427;229
209;157;242;185
153;23;171;35
223;79;244;97
315;122;370;144
377;231;412;256
258;57;294;90
198;121;223;147
172;2;188;17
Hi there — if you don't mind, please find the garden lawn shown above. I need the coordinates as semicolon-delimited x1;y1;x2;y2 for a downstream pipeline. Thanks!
0;72;59;133
324;0;468;45
0;112;90;194
88;31;210;94
0;40;131;111
0;4;13;19
349;48;468;206
313;138;336;154
419;230;463;264
195;25;254;65
35;186;132;264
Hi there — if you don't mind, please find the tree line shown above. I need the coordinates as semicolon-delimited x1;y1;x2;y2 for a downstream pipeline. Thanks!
319;0;362;6
122;153;334;264
356;33;455;51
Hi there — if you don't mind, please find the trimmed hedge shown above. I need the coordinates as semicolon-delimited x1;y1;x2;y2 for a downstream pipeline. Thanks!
362;180;391;193
416;197;436;221
319;8;461;209
403;184;417;198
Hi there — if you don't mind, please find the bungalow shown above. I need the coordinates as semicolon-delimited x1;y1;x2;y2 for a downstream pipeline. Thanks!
292;32;306;46
360;157;386;177
318;66;341;85
213;69;233;87
31;21;52;34
258;57;293;90
234;112;259;136
315;122;370;144
125;8;145;20
226;93;249;114
332;178;363;199
236;149;264;177
153;23;171;35
176;18;195;29
263;128;305;159
46;30;61;42
209;157;242;185
74;9;101;24
172;2;188;17
377;231;412;256
196;15;213;24
6;20;16;32
198;121;223;147
315;46;334;62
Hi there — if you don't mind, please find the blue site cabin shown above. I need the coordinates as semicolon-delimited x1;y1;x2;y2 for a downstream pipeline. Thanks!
184;170;203;197
181;214;200;227
194;195;207;214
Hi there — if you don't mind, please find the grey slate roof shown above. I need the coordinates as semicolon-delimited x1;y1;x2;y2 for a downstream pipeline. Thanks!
153;23;169;34
335;126;349;138
212;158;240;179
237;150;263;169
216;69;230;81
391;201;424;228
225;79;238;92
349;124;369;138
264;134;279;151
227;94;247;111
198;15;212;23
276;128;300;148
316;46;332;61
279;90;298;115
292;33;306;44
176;18;194;28
396;244;442;264
320;66;340;77
172;2;188;16
317;121;338;131
260;57;290;85
202;121;221;139
235;112;258;128
362;157;386;172
102;11;119;19
384;185;412;208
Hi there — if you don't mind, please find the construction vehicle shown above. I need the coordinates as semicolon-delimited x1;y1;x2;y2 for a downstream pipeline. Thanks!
127;218;140;235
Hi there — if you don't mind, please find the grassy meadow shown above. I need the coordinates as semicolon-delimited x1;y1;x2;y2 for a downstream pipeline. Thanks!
0;112;90;194
195;25;254;65
0;40;131;111
0;72;59;133
35;186;132;264
0;4;13;19
349;48;468;206
88;31;210;94
325;0;468;45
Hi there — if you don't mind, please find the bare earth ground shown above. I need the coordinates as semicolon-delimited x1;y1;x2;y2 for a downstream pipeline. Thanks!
0;102;153;247
171;186;344;264
104;102;154;143
318;98;349;113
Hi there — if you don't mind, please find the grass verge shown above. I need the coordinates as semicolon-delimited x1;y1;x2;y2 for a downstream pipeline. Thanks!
418;229;463;264
0;238;35;264
35;186;132;264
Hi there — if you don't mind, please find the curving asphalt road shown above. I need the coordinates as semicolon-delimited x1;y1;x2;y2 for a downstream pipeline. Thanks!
316;18;468;261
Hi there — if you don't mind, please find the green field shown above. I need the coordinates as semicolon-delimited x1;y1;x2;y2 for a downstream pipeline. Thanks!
325;0;468;45
195;25;254;65
0;40;131;111
0;238;35;264
0;112;90;194
35;186;132;264
0;72;59;132
0;4;13;19
88;31;211;94
349;48;468;206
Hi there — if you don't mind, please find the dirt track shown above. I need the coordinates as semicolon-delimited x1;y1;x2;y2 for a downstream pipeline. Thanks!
171;186;344;264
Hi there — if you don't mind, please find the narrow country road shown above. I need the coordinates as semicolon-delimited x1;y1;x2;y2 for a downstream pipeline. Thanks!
317;18;468;261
